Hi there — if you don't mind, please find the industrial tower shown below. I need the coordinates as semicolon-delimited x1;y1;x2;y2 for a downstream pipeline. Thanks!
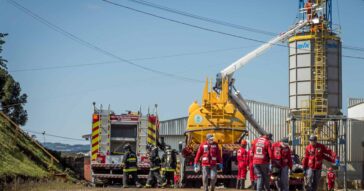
289;0;345;156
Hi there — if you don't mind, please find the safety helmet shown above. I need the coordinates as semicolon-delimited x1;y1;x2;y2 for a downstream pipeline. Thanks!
165;145;171;150
309;135;317;142
206;133;214;140
123;143;131;151
146;144;152;151
240;140;247;146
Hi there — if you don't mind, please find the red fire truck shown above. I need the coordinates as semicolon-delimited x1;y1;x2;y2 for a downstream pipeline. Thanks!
87;103;159;186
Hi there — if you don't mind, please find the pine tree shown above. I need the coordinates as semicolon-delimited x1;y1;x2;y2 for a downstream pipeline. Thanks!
0;33;28;125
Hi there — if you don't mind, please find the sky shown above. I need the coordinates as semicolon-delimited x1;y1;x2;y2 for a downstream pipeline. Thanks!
0;0;363;144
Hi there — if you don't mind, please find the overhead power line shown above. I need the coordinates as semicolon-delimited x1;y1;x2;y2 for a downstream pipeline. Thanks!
127;0;277;36
9;61;120;72
5;0;363;77
9;45;257;73
132;0;364;53
103;0;273;46
24;128;86;141
103;0;364;58
6;0;203;83
9;49;364;73
109;0;364;53
342;55;364;60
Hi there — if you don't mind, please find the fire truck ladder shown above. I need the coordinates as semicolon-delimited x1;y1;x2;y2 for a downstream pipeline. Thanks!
99;108;111;156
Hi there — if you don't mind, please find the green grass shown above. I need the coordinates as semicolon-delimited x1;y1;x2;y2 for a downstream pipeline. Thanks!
0;119;63;179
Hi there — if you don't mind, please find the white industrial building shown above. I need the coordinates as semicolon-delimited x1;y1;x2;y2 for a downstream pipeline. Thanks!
346;98;364;181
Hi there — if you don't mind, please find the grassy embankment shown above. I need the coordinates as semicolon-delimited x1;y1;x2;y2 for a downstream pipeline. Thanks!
0;114;65;189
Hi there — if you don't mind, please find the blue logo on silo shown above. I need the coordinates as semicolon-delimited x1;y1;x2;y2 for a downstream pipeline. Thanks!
297;42;310;49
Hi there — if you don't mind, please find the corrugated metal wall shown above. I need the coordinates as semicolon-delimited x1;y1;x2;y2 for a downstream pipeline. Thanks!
159;117;186;136
161;135;185;151
244;100;290;142
335;119;364;181
347;119;364;162
159;117;186;150
348;98;364;108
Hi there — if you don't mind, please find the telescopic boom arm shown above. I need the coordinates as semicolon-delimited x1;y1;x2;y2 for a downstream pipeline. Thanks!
220;20;309;79
217;20;309;136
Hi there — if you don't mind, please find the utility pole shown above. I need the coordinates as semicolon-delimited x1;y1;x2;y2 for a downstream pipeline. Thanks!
42;131;46;145
343;118;347;191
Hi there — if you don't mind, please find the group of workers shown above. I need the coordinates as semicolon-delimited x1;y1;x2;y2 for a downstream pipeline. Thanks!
193;133;337;191
121;132;337;190
121;143;177;188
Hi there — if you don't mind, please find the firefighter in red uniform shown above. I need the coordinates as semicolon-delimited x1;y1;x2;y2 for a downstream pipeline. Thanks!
194;134;222;191
236;139;249;189
252;134;273;191
248;140;257;189
327;167;336;191
271;137;292;191
303;135;337;191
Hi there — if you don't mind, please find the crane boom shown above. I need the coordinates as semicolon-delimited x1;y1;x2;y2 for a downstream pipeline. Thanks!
220;20;309;78
214;20;309;136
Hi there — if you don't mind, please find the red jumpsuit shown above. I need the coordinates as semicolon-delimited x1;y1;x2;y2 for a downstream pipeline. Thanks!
194;141;222;167
302;143;336;170
248;149;256;182
252;136;272;165
327;171;336;190
271;142;293;169
237;147;249;180
305;1;312;20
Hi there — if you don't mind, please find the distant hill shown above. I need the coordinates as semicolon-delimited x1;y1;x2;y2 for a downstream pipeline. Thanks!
43;142;89;153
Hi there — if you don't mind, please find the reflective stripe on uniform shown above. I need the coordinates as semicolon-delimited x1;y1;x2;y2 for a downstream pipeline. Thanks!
150;167;160;171
127;158;136;162
161;167;176;172
123;168;137;172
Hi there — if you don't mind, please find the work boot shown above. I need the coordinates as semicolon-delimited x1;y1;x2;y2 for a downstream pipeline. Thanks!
136;183;142;188
236;179;241;189
144;184;152;188
162;181;167;187
158;181;167;188
210;185;215;191
247;181;252;189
